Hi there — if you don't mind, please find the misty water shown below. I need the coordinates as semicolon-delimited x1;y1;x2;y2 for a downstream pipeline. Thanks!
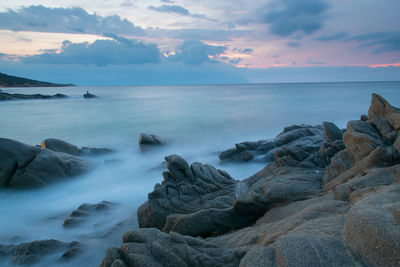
0;81;399;266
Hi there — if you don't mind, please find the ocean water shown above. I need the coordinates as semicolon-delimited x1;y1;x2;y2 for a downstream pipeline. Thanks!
0;81;399;266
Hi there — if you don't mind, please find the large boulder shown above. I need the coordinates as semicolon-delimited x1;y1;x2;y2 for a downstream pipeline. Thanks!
0;138;90;188
344;183;400;266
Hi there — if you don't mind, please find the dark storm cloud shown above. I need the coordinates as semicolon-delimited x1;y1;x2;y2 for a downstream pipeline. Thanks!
352;31;400;53
0;5;144;35
261;0;329;36
232;48;253;54
21;38;160;66
169;40;227;65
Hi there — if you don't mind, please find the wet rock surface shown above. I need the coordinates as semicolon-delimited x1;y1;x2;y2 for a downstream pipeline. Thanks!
63;201;114;228
139;133;164;151
0;138;90;188
101;93;400;267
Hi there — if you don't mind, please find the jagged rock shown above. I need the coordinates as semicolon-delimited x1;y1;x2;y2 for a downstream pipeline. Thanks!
368;93;399;120
137;155;237;232
344;183;400;266
360;114;368;121
139;133;164;151
342;120;384;162
41;138;80;156
322;121;343;141
100;228;245;267
9;239;81;265
0;138;90;188
63;201;114;228
219;124;324;163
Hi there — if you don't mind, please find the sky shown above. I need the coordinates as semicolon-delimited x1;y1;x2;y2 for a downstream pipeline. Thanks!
0;0;399;85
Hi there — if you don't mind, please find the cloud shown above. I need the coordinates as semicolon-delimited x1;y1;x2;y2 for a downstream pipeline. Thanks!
307;59;325;65
232;48;253;54
169;40;227;65
314;31;349;41
0;5;144;36
148;4;208;20
21;37;160;66
352;31;400;53
147;28;249;41
261;0;329;36
161;0;174;2
286;41;300;47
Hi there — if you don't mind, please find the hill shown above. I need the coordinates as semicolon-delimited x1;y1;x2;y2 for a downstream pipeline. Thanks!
0;72;74;87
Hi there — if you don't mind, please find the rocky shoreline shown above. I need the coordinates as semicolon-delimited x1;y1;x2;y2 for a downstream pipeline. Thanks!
101;93;400;266
0;93;399;266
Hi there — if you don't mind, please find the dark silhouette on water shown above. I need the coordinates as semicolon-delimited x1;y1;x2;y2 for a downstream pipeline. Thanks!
83;91;98;99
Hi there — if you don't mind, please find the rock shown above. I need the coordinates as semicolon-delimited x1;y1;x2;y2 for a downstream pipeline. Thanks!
100;228;245;267
368;93;399;120
344;183;400;266
342;120;384;162
219;124;325;163
0;138;90;188
322;121;343;141
63;201;114;228
137;155;237;232
41;138;113;156
138;133;164;151
41;138;80;156
360;114;368;121
0;92;68;101
83;91;98;98
10;239;81;265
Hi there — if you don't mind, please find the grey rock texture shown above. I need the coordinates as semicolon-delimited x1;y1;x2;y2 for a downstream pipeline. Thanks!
0;239;81;265
219;124;326;163
63;201;114;228
102;93;400;267
0;138;90;188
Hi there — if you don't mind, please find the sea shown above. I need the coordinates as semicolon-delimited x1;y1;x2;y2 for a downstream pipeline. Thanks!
0;81;399;266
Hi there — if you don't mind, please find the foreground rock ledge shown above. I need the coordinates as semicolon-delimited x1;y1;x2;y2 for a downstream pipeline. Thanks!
101;93;400;267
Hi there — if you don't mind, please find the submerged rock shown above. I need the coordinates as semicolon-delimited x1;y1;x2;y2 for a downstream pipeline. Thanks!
0;239;82;265
139;133;164;151
63;201;114;228
0;92;67;101
83;91;98;98
41;138;113;156
0;138;90;188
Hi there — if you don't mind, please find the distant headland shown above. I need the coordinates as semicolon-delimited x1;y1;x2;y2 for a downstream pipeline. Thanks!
0;72;74;88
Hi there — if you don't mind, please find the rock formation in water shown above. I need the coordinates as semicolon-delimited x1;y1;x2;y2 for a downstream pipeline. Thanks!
0;138;90;188
101;93;400;267
0;91;68;101
41;138;113;156
139;133;164;151
83;91;99;98
63;201;114;228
